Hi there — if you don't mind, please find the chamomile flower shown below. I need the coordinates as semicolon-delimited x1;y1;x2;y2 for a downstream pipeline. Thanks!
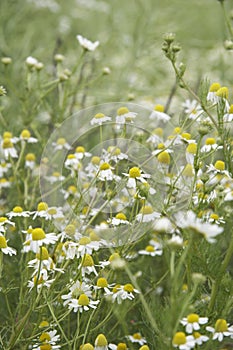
0;216;15;233
223;104;233;122
28;247;63;274
206;160;230;177
102;146;128;163
182;99;203;120
136;205;160;223
138;244;163;257
185;143;197;165
206;319;233;341
75;146;92;160
76;34;99;51
176;210;223;243
79;254;98;276
126;333;147;346
149;104;171;122
108;343;128;350
90;112;111;125
52;137;71;151
27;268;55;291
192;332;209;346
207;82;221;103
0;161;11;177
18;129;38;143
111;283;139;304
95;277;114;295
62;280;93;310
109;212;130;226
32;329;61;349
64;292;99;313
201;138;222;153
224;189;233;201
94;334;108;350
77;236;100;257
23;227;58;253
7;206;31;219
180;313;208;333
116;107;137;124
98;162;115;181
1;137;18;159
123;167;150;189
146;127;164;145
25;153;36;169
45;172;65;184
33;204;64;221
0;234;16;256
172;332;195;349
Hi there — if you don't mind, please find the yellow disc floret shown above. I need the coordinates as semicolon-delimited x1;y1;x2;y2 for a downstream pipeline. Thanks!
36;247;49;260
37;202;48;211
115;213;127;220
95;113;105;119
20;129;31;139
0;235;7;248
157;151;170;164
215;319;228;332
100;162;110;171
186;143;197;154
123;283;134;292
209;82;221;92
117;107;129;115
95;334;108;346
187;313;199;323
129;167;141;178
154;104;164;112
13;206;23;213
78;294;90;306
76;146;85;153
32;228;46;241
97;277;108;288
172;332;186;345
214;160;225;171
215;86;229;99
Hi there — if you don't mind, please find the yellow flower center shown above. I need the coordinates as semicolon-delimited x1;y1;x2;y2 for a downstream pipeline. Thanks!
123;283;134;292
26;153;36;161
36;247;49;260
32;228;46;241
13;206;23;213
140;205;153;215
157;143;165;149
117;343;127;350
3;131;12;139
89;230;100;241
109;253;120;262
214;160;225;171
186;143;197;154
205;137;215;145
210;213;219;220
0;217;7;223
97;277;108;288
56;137;66;145
47;208;57;216
153;127;163;137
215;319;228;332
139;346;150;350
52;172;61;177
115;213;127;220
65;224;76;235
229;104;233;114
39;332;51;342
0;236;7;248
172;332;186;345
81;344;94;350
112;284;121;293
209;82;221;92
95;334;108;346
193;332;201;339
145;245;155;252
79;237;91;245
67;154;75;160
181;132;191;140
133;333;142;340
68;185;77;193
117;107;129;115
173;127;181;134
183;164;194;177
40;344;52;350
95;113;105;119
2;138;13;149
39;320;50;328
187;313;199;323
157;151;170;164
20;129;31;139
91;156;100;165
215;87;229;99
100;162;110;170
129;167;141;178
37;202;48;211
76;146;85;153
78;293;90;306
154;104;164;112
82;254;94;267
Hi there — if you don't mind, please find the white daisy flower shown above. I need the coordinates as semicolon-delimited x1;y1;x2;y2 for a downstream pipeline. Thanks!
98;162;115;181
75;146;92;160
111;283;139;304
7;206;31;219
0;234;16;256
109;212;130;226
136;205;160;223
126;333;147;346
149;104;171;122
18;129;38;143
90;113;111;125
76;236;100;257
123;167;150;189
45;172;65;184
206;319;233;342
28;247;63;274
0;161;11;177
116;107;137;124
182;99;203;120
180;313;208;334
176;210;223;243
23;227;58;253
201;137;222;153
52;137;72;151
192;332;209;346
76;34;99;51
94;334;108;350
27;269;55;291
172;332;195;349
1;138;18;159
223;104;233;122
63;292;99;313
0;216;15;233
224;189;233;201
102;146;128;163
138;244;163;257
79;254;98;276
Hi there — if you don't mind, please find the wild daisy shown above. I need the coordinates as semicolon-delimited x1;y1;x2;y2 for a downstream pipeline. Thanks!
207;82;221;103
116;107;137;124
149;104;171;122
75;146;92;160
175;210;223;243
77;236;100;257
108;343;128;350
192;332;209;346
126;333;147;346
95;277;114;295
136;205;160;223
0;234;16;256
102;146;128;163
28;247;63;274
223;104;233;122
76;34;99;51
182;99;203;120
138;243;163;257
18;129;38;143
0;216;15;233
25;153;36;169
94;334;108;350
27;269;55;291
123;167;150;189
109;213;130;226
1;137;18;159
172;332;195;349
206;319;233;342
79;253;98;276
63;292;99;313
90;112;111;125
111;283;140;304
52;137;71;151
180;313;208;333
23;227;58;253
201;137;222;153
7;206;31;219
98;162;115;181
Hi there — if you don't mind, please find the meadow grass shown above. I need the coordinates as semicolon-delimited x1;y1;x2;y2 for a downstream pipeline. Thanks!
0;0;233;349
